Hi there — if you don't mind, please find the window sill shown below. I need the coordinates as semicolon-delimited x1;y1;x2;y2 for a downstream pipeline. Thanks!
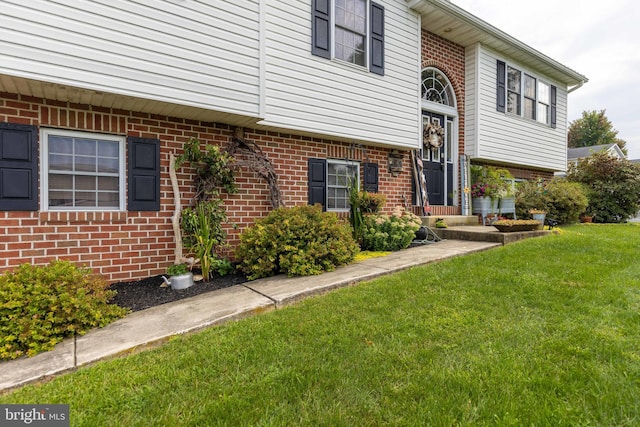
39;211;128;223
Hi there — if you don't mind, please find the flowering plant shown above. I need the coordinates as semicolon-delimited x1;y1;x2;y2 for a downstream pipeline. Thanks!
470;166;514;200
362;206;421;251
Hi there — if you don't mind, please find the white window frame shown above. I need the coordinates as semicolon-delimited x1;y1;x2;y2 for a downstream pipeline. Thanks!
40;128;126;211
327;159;359;212
504;63;552;125
332;0;369;70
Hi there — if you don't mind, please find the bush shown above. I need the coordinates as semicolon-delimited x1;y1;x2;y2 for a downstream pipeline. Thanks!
0;260;129;360
543;180;589;224
567;152;640;223
515;179;588;225
236;205;359;280
362;206;422;251
515;179;547;219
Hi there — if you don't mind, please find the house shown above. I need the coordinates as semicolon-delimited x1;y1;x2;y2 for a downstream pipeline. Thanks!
567;143;626;165
0;0;586;282
554;143;625;177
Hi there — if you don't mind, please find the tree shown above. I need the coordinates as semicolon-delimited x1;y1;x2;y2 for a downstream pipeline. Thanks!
567;151;640;223
568;110;627;154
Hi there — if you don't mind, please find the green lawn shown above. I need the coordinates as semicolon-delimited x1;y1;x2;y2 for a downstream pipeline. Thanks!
2;224;640;426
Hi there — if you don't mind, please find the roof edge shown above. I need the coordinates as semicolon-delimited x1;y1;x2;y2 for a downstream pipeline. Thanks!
408;0;588;86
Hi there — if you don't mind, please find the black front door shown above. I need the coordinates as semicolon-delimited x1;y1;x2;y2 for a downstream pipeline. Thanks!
422;112;446;205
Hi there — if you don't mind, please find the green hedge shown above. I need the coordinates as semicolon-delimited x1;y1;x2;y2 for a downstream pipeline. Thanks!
0;260;129;360
516;179;588;224
236;205;359;280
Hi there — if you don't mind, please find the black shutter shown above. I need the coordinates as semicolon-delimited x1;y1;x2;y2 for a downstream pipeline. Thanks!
0;123;38;211
363;162;379;193
312;0;331;59
496;60;506;112
308;158;326;210
550;85;557;128
128;137;160;211
369;2;385;76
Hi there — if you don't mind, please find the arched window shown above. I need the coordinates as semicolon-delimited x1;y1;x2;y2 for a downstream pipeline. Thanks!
421;68;455;107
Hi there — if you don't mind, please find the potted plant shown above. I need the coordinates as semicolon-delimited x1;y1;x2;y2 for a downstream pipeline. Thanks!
162;263;195;290
470;166;514;224
529;209;547;230
492;219;541;232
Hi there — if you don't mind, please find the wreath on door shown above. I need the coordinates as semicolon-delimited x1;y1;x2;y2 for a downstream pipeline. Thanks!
423;122;445;151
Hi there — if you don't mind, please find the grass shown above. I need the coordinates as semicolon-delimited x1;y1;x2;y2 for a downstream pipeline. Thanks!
2;224;640;426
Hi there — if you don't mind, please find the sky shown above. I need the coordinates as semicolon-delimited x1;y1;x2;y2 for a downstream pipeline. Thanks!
452;0;640;159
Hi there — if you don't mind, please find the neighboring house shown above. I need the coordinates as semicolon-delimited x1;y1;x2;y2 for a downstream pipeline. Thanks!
0;0;586;282
567;143;626;165
555;143;625;177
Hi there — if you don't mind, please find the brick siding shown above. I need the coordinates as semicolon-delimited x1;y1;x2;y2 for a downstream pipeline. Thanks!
0;92;414;283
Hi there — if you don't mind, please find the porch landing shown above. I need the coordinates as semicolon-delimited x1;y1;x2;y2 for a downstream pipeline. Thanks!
432;225;551;245
420;216;551;245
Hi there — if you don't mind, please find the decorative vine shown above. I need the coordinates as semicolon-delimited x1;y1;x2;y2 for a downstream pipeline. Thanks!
175;137;237;205
225;128;284;209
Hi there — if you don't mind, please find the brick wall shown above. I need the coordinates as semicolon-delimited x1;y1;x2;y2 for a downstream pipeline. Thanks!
421;30;466;210
0;92;414;283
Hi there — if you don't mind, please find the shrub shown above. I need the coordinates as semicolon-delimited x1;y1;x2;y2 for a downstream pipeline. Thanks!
236;205;359;280
515;179;548;219
515;179;588;225
362;206;422;251
358;191;387;214
0;260;129;360
543;180;589;224
567;152;640;223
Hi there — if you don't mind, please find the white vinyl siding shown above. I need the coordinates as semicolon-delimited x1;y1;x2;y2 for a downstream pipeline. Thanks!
0;0;261;118
465;45;568;171
263;0;421;149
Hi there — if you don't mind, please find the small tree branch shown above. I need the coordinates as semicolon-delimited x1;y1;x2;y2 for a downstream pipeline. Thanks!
169;153;183;264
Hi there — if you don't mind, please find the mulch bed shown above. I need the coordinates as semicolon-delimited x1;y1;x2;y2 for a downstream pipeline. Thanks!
108;272;249;312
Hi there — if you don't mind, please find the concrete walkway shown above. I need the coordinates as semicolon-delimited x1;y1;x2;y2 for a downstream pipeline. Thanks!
0;239;500;392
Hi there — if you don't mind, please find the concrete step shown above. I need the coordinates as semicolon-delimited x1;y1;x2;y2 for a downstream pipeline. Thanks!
434;225;550;245
421;215;479;227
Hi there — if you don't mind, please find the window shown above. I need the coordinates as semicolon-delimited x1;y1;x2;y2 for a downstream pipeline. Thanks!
537;81;550;124
507;66;521;115
327;160;358;211
41;129;125;211
421;68;455;106
335;0;366;66
311;0;384;75
523;74;536;120
308;159;377;210
497;60;557;127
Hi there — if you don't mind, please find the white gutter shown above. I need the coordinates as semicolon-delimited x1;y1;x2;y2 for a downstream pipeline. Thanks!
568;80;585;94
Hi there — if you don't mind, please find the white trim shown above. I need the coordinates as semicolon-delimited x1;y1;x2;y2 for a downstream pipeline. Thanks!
420;101;457;117
472;42;481;158
259;0;266;118
40;128;126;212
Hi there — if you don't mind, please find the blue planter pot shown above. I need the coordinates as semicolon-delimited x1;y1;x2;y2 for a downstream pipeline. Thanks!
472;197;498;225
532;213;546;230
